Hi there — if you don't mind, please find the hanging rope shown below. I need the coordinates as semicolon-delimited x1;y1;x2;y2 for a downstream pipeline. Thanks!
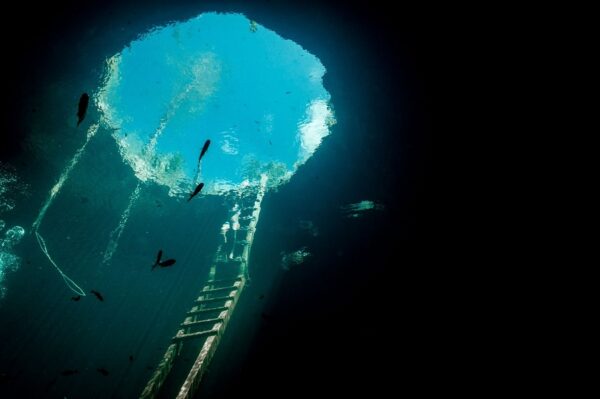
35;231;86;296
32;123;99;296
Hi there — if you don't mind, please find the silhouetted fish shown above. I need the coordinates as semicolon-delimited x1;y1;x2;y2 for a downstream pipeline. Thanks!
61;369;78;376
159;259;176;268
71;295;81;301
90;290;104;302
129;355;134;362
152;249;163;271
198;139;211;162
194;140;211;184
258;294;265;300
96;368;109;376
77;93;89;127
187;183;204;202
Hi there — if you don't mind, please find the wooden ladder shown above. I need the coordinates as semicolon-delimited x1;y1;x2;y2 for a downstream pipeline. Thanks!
140;174;268;399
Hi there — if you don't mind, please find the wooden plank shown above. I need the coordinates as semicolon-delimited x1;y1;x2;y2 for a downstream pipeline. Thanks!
180;318;224;328
194;295;235;304
215;258;244;267
186;306;228;316
172;329;218;343
205;277;242;285
199;286;239;295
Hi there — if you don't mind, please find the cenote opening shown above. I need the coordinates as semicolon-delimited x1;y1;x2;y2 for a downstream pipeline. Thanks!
1;3;430;399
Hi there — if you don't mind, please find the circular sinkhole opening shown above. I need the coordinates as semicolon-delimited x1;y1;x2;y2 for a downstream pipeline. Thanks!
97;12;335;196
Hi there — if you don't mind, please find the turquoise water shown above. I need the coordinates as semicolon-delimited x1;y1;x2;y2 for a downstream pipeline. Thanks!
1;12;335;398
99;13;333;195
0;3;430;398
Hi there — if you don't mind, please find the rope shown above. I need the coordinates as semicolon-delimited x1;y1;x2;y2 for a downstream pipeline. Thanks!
32;123;100;296
35;231;86;296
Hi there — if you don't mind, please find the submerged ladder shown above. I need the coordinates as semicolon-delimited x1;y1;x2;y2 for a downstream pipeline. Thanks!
140;174;268;399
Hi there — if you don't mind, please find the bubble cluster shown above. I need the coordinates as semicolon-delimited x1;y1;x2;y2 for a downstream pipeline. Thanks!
0;225;26;299
340;200;385;218
281;247;311;271
1;162;28;215
0;165;17;213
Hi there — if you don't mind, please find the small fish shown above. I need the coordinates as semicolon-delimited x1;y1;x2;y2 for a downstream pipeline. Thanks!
258;294;265;300
198;139;211;162
71;295;81;301
152;249;163;271
77;93;89;127
146;366;154;371
249;20;258;32
285;91;291;94
187;183;204;202
90;290;104;302
269;140;272;145
159;259;176;268
129;355;134;362
96;368;109;376
61;369;79;376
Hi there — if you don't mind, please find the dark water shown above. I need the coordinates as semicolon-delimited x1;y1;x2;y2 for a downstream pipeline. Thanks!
1;1;434;398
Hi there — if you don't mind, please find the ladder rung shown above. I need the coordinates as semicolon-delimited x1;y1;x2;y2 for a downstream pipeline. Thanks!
199;286;238;295
172;329;218;342
206;277;242;285
180;317;224;328
215;259;243;266
187;306;228;316
195;296;235;304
